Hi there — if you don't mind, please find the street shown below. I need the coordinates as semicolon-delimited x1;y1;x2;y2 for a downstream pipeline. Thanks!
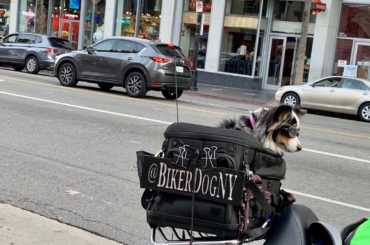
0;68;369;244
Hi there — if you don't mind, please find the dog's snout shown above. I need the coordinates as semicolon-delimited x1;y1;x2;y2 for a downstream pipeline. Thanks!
297;145;302;151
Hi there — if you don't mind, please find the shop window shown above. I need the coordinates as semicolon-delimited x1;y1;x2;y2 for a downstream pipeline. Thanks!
18;0;49;34
115;0;161;40
219;27;261;76
85;0;105;47
273;1;315;23
0;1;10;37
180;0;209;69
229;0;265;16
339;4;370;38
333;39;353;75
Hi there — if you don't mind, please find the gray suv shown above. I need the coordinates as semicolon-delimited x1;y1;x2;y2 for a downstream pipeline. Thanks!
54;37;192;99
0;33;73;73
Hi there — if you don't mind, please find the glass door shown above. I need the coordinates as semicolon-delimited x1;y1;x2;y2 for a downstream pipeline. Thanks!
352;41;370;79
265;36;287;90
60;20;79;49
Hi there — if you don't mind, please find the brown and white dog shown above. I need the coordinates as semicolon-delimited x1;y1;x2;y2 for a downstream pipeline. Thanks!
219;105;306;155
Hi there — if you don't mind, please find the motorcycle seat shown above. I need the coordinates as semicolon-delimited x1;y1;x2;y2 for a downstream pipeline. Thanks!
264;204;319;245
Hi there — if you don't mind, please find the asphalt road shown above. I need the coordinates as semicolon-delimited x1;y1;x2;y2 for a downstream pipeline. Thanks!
0;68;369;244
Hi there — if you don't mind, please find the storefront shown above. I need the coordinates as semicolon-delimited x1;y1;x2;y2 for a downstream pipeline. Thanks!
334;1;370;80
0;0;10;37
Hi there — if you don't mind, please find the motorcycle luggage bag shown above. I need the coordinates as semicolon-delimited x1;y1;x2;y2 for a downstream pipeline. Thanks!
144;123;286;238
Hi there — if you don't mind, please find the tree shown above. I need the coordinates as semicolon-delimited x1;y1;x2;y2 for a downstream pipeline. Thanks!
293;0;311;85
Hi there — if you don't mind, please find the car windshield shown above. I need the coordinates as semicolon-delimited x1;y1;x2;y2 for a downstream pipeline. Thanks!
48;37;74;50
155;44;187;59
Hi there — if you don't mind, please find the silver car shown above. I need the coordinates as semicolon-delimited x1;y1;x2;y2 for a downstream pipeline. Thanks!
275;76;370;122
54;37;192;99
0;32;73;73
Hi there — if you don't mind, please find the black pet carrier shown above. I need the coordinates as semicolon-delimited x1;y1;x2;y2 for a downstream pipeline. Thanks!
137;122;287;242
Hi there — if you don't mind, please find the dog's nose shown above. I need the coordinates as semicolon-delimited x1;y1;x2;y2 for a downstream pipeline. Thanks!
297;145;302;151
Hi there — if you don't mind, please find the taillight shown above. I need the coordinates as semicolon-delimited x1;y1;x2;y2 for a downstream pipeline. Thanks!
150;56;170;63
45;48;58;54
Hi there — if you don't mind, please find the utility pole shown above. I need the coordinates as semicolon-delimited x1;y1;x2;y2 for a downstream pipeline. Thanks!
190;0;203;91
293;0;311;85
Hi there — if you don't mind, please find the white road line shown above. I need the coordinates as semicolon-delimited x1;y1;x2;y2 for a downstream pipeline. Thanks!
0;91;172;125
303;148;370;164
286;189;370;213
2;90;370;212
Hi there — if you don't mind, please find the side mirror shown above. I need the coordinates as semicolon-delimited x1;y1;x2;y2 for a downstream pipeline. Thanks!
87;47;95;54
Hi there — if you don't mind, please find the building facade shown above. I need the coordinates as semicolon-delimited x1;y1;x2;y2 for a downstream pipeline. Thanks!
1;0;370;90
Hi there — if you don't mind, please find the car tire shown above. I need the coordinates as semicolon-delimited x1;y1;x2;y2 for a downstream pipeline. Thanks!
57;63;78;87
25;56;40;74
13;65;24;71
98;83;114;91
125;72;147;98
358;103;370;122
161;89;184;100
282;92;300;108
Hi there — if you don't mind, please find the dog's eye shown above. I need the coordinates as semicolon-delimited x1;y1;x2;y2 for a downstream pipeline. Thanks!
280;126;299;138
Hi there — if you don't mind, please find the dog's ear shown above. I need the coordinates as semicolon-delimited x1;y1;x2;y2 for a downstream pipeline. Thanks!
293;107;307;118
273;105;294;121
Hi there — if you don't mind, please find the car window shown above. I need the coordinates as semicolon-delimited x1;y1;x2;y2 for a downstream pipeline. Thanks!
93;39;115;52
156;44;187;59
2;34;18;43
314;78;341;87
340;78;370;90
35;36;43;44
17;34;36;44
115;40;144;53
48;37;74;50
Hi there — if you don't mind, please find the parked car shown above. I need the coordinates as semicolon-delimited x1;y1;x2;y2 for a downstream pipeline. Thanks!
54;37;192;99
0;33;73;74
275;76;370;122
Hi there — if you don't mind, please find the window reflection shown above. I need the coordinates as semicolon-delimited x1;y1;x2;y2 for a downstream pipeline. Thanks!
339;4;370;38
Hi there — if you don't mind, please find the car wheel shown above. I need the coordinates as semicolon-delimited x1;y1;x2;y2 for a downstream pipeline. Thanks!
358;103;370;122
25;56;40;74
58;63;78;87
282;92;300;108
125;72;147;98
98;83;114;91
13;65;24;71
161;89;184;100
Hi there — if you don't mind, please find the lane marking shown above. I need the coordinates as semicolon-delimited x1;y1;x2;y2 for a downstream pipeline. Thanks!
0;76;230;116
0;90;172;125
1;90;370;212
303;148;370;164
286;189;370;213
303;126;370;140
3;75;370;140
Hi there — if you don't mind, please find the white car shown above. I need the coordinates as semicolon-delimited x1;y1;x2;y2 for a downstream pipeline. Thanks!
275;76;370;122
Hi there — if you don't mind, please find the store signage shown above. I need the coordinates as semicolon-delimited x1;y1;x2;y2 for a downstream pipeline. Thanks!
338;60;347;68
196;1;203;13
343;65;358;78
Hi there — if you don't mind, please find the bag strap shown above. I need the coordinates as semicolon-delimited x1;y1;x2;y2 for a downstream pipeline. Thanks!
244;178;274;215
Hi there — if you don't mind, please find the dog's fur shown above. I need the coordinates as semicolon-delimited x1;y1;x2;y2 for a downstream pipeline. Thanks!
219;105;306;155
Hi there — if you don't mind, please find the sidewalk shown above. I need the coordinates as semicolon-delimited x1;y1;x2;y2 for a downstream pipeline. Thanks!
0;204;121;245
185;83;277;106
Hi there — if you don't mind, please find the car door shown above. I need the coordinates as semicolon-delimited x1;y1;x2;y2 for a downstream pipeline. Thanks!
79;39;117;80
13;33;36;63
110;40;145;80
0;34;18;63
333;78;370;114
300;77;341;110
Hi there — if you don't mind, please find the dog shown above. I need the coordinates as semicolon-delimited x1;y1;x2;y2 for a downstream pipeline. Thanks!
219;105;306;155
